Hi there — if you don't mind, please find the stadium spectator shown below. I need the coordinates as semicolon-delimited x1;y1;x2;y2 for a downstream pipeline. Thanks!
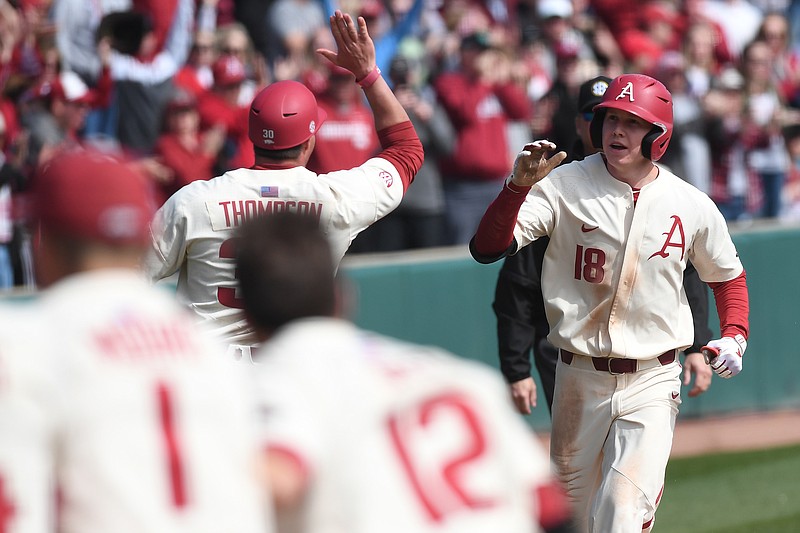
174;29;217;99
197;54;253;172
21;69;111;167
306;62;379;175
434;31;531;244
100;0;194;154
215;22;269;105
755;10;800;108
656;50;713;193
705;65;757;221
698;0;763;60
153;87;225;203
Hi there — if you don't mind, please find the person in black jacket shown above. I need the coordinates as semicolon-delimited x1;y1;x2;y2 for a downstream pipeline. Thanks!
493;75;713;415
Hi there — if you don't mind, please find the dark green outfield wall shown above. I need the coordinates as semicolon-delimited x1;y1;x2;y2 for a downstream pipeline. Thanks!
342;223;800;431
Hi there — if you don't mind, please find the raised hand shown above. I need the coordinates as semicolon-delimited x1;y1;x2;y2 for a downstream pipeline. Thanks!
316;10;376;81
511;140;567;187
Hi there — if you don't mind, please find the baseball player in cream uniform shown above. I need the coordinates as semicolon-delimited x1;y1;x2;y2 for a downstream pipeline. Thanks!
144;11;423;362
0;150;271;533
232;211;574;533
471;74;749;532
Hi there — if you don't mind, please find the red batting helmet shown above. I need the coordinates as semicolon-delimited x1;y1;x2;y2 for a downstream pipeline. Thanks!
248;80;327;150
28;149;156;246
589;73;673;161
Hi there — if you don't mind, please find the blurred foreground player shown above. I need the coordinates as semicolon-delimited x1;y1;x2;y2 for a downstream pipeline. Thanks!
144;11;423;363
0;150;271;533
234;211;575;533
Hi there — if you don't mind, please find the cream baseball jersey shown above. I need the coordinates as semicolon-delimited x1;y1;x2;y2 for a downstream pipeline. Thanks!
0;271;271;533
252;318;554;533
144;159;404;347
0;304;55;533
513;153;743;359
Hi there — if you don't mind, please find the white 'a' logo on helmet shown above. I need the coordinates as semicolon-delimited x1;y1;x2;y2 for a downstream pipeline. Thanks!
615;81;635;102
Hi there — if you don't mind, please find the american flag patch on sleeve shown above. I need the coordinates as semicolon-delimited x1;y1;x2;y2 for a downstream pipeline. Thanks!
261;186;279;197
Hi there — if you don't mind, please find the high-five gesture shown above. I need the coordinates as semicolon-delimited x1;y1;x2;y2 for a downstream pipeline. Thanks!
511;140;567;187
317;10;376;82
316;10;410;131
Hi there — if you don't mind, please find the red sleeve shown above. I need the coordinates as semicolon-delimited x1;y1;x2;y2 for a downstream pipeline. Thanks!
470;180;529;262
708;270;749;340
376;121;423;192
91;66;114;109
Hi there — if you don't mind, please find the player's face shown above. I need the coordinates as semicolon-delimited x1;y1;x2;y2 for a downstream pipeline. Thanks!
601;109;652;166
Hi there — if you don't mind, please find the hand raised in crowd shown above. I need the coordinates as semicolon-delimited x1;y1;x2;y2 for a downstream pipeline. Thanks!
202;124;226;157
394;87;433;121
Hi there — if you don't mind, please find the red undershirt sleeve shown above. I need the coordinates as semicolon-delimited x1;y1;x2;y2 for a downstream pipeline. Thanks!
469;180;530;263
708;270;749;339
376;121;424;192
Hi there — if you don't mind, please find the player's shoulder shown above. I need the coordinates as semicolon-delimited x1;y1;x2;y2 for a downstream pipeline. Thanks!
161;168;254;204
538;153;608;197
368;332;509;391
654;164;717;206
0;300;55;390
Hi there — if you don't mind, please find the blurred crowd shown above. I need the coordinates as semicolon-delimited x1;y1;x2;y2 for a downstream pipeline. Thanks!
2;0;800;291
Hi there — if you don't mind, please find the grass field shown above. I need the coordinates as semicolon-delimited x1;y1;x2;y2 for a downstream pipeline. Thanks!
655;444;800;532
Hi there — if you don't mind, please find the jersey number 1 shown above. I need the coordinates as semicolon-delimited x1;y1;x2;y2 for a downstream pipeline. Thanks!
387;393;495;523
157;383;187;508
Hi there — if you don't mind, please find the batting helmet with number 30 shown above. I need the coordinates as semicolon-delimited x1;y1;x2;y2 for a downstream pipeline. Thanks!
248;80;328;150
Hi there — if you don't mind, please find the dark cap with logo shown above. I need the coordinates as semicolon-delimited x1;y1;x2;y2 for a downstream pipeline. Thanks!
578;75;613;113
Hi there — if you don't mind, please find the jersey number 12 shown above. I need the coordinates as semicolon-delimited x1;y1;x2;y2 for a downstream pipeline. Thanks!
387;393;496;523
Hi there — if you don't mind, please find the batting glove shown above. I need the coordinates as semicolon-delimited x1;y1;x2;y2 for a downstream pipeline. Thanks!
701;334;747;379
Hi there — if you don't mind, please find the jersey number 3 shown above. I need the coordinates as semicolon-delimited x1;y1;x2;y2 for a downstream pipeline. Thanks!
387;393;495;523
217;238;244;309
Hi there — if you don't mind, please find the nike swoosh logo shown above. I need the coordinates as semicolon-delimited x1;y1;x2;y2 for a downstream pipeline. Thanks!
671;392;679;399
581;224;599;232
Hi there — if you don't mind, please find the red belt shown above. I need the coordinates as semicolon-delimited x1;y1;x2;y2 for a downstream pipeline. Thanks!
560;349;676;374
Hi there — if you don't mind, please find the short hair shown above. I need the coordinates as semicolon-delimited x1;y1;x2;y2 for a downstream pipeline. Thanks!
253;144;303;161
235;212;336;333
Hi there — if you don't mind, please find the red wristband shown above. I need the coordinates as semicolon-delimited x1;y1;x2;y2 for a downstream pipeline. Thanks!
356;66;381;89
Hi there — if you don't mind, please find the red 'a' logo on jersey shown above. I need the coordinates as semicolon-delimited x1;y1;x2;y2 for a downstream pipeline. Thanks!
648;215;685;260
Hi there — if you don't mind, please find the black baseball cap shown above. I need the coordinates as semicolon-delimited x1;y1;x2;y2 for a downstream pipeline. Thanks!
578;75;613;113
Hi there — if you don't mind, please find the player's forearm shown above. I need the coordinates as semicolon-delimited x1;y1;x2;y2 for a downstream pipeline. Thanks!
470;179;529;261
361;72;413;131
709;270;749;339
